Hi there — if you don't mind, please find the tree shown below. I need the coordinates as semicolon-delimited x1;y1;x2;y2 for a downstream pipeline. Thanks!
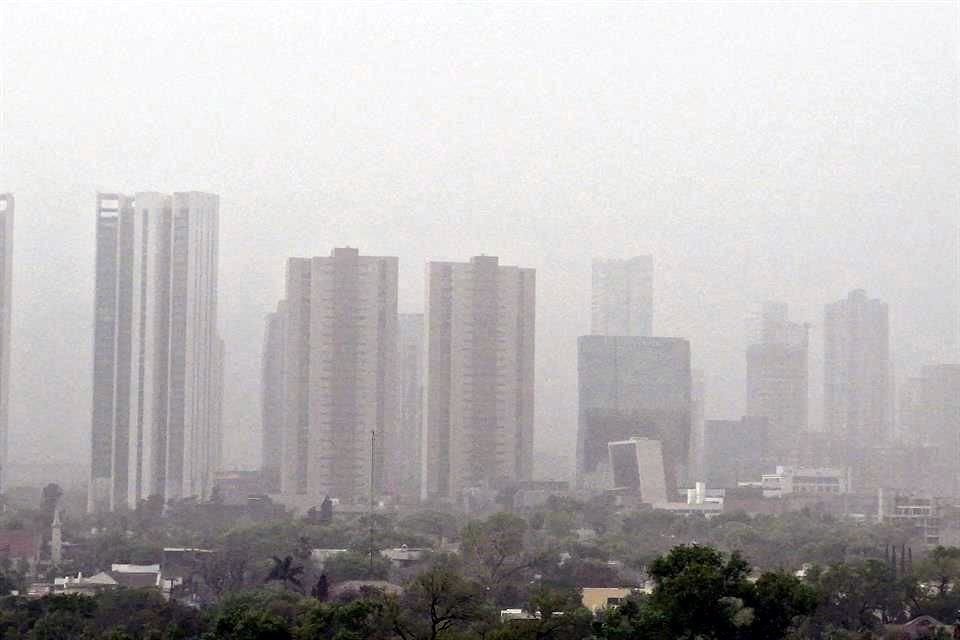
391;560;490;640
324;551;390;583
209;608;292;640
461;513;531;587
644;544;754;640
311;574;329;602
745;572;817;640
266;555;306;593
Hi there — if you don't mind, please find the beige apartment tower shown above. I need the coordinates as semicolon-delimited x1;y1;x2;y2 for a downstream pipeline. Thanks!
423;256;535;500
90;192;222;512
279;248;398;503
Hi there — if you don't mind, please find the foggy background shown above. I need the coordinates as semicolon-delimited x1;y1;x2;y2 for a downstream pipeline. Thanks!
1;2;957;484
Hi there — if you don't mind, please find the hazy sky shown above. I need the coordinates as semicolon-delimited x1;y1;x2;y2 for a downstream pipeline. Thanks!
1;2;958;480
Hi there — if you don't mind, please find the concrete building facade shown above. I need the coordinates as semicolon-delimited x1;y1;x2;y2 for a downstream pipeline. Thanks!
394;313;424;504
577;336;691;496
423;256;535;500
702;416;772;489
746;302;808;458
824;290;890;484
900;365;960;496
260;303;286;493
608;437;668;503
89;192;222;512
279;248;398;503
0;195;12;493
591;256;653;337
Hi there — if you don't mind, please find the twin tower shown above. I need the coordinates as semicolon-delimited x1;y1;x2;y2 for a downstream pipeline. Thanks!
261;250;536;507
90;193;223;512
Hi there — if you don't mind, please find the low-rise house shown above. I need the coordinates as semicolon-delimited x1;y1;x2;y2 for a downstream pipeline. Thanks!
581;587;637;612
381;545;428;567
884;615;953;639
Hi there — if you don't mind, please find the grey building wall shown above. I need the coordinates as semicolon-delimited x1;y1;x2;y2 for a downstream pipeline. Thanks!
577;335;691;497
746;302;809;458
591;256;653;337
702;416;771;488
824;289;890;483
394;313;423;504
260;303;287;493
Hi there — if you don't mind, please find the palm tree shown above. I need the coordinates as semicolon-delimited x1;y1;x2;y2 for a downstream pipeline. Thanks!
265;555;305;592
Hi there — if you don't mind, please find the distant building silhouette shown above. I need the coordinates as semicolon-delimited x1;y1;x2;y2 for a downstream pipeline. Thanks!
576;335;691;496
392;313;424;504
423;256;535;500
89;192;222;512
278;248;398;503
745;302;809;458
260;302;287;493
899;365;960;496
702;416;771;488
0;194;11;494
591;256;653;337
824;289;890;488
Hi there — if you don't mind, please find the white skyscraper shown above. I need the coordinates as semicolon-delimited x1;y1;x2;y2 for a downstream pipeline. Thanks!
591;256;653;337
279;248;398;503
423;256;535;500
0;194;12;492
90;192;222;512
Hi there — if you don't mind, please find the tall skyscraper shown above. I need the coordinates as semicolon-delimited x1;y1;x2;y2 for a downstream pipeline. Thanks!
423;256;535;500
89;192;222;512
745;302;809;458
576;336;691;496
0;194;12;493
279;248;398;503
591;256;653;337
824;290;890;482
260;302;286;493
393;313;424;504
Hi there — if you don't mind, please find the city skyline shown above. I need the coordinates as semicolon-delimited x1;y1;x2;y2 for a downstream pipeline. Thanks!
0;2;957;483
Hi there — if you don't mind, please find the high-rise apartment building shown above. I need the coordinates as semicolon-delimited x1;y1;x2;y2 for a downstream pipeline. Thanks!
577;336;691;496
260;302;286;493
393;313;424;504
746;302;809;458
279;248;398;503
89;192;222;512
0;194;12;492
591;257;653;337
423;256;535;500
824;290;890;484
